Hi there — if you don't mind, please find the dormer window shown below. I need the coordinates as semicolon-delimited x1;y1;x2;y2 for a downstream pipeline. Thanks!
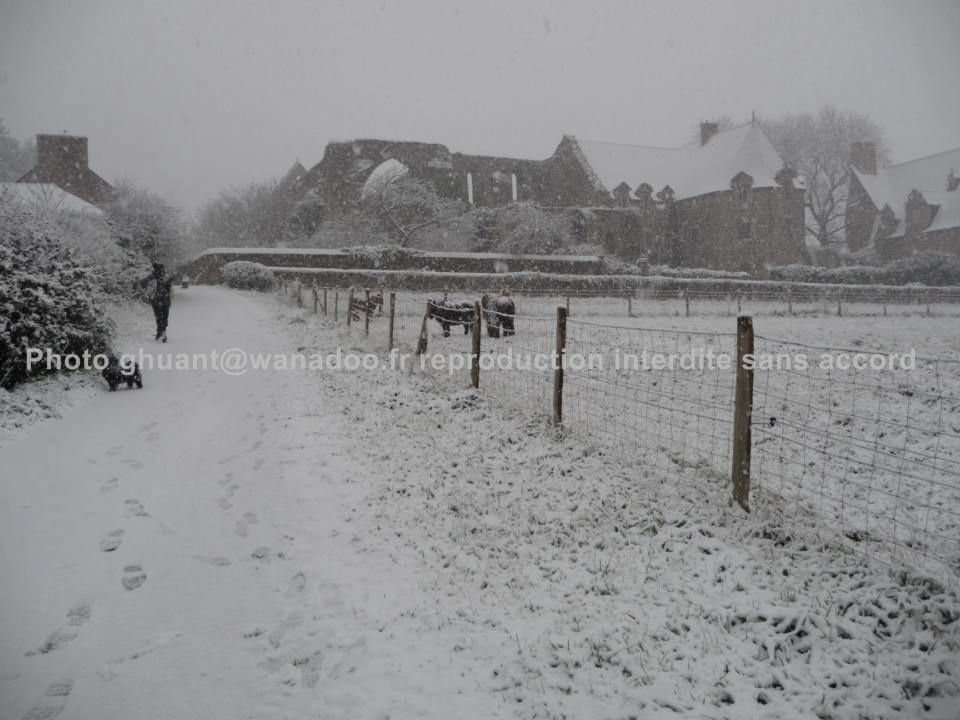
635;182;654;211
730;171;754;204
613;182;632;208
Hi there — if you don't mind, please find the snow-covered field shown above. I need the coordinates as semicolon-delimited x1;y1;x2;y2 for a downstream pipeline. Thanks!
2;285;959;720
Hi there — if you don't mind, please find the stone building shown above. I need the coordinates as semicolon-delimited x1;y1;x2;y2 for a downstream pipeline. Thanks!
289;121;806;271
17;134;112;207
846;142;960;260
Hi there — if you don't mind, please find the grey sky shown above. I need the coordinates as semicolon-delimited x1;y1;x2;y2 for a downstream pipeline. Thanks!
1;0;958;214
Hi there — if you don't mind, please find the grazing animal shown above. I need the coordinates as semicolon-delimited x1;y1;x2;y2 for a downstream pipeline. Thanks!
349;290;384;322
102;354;142;391
428;297;475;338
481;291;516;338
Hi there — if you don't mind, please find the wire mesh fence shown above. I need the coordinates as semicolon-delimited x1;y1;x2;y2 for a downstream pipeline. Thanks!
751;335;960;576
563;319;737;484
273;278;960;579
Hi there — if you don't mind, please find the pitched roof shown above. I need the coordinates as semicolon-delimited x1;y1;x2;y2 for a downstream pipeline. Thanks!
852;147;960;237
276;160;308;195
0;183;105;216
572;123;788;200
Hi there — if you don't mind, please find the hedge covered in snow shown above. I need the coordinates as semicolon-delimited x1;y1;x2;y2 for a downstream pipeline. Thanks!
0;204;113;390
771;253;960;286
222;261;277;291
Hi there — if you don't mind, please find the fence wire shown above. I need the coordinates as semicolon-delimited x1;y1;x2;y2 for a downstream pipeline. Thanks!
563;319;737;483
278;280;960;578
751;335;960;576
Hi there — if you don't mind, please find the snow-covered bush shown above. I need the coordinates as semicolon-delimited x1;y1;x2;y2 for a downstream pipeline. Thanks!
771;253;960;286
222;261;276;291
0;204;113;389
648;264;750;280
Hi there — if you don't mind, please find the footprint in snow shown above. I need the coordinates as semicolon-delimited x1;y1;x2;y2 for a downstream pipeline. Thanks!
122;565;147;591
252;458;265;471
218;498;233;511
20;679;73;720
100;529;124;552
100;477;119;494
25;603;91;656
218;472;235;486
234;520;249;538
106;446;123;457
124;499;148;517
243;512;258;524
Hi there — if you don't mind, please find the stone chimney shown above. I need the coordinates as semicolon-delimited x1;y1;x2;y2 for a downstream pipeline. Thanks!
19;133;112;206
700;122;719;146
850;142;877;175
36;134;90;174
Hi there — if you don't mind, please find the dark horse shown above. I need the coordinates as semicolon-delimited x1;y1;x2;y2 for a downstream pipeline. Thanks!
481;293;516;338
428;298;475;338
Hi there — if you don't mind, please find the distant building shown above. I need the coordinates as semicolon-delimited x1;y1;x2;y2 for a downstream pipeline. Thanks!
0;182;105;217
17;134;112;207
846;142;960;260
286;121;806;271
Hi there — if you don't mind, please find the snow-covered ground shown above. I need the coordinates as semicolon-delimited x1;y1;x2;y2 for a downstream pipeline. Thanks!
2;286;959;720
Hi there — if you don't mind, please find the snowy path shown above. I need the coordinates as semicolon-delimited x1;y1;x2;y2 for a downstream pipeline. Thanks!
0;287;498;720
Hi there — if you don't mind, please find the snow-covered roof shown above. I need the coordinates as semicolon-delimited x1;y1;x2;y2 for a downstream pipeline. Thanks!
573;123;788;200
852;147;960;237
0;183;106;216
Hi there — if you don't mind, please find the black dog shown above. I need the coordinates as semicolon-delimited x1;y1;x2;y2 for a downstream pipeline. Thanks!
428;298;475;338
481;293;516;338
102;354;143;391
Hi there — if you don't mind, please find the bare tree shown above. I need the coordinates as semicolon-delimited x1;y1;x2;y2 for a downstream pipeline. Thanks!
107;178;193;265
363;176;468;246
759;105;888;249
195;180;288;249
0;119;35;182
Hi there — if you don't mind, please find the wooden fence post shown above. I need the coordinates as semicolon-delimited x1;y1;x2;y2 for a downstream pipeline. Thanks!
627;294;633;318
312;283;319;313
416;302;431;356
296;281;303;307
364;289;371;336
732;315;754;512
553;306;568;427
837;293;842;317
334;290;339;322
685;293;690;317
346;288;354;327
323;288;328;316
388;292;396;351
565;296;570;315
787;289;793;315
471;301;481;389
737;295;742;313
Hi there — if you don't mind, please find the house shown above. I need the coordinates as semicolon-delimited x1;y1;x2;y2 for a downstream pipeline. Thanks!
846;142;960;260
0;182;105;217
288;121;806;271
17;134;112;207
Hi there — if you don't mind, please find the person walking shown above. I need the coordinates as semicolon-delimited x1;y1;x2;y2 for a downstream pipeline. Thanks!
140;263;175;342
